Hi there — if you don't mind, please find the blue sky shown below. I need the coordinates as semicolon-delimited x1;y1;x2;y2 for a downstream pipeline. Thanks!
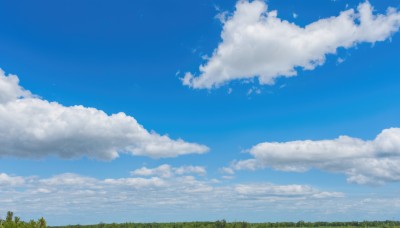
1;0;400;225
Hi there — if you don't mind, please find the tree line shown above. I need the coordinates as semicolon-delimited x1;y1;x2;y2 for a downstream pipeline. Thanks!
2;212;400;228
0;211;46;228
50;219;400;228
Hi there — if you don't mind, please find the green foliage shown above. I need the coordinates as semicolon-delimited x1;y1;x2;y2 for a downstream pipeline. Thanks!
2;211;400;228
0;211;47;228
49;220;400;228
6;212;13;223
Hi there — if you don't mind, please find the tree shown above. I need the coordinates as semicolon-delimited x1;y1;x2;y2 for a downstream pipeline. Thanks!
5;212;13;222
28;220;37;228
37;217;46;228
14;216;20;225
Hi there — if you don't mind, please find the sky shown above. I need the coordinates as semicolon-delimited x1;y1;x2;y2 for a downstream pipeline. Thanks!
1;0;400;225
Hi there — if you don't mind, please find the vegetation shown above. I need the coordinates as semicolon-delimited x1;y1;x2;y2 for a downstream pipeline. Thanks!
3;212;400;228
51;220;400;228
0;211;46;228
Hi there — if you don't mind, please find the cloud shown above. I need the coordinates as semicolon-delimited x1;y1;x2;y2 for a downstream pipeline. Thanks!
174;165;206;176
183;1;400;89
0;173;25;186
38;173;100;188
235;184;344;199
0;69;209;160
0;70;32;103
233;128;400;185
7;166;400;225
131;164;206;178
0;165;344;224
103;177;166;188
220;167;235;175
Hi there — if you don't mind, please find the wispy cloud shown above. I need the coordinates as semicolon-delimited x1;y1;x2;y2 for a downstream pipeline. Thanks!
131;164;206;178
0;165;344;224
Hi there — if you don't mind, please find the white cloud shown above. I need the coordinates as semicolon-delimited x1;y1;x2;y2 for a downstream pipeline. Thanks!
0;166;344;224
337;57;345;64
0;173;25;186
39;173;98;187
0;69;31;103
131;164;174;178
183;1;400;89
174;166;206;176
233;128;400;185
235;184;344;199
7;165;400;225
131;164;206;178
220;167;235;175
103;177;166;188
0;69;209;160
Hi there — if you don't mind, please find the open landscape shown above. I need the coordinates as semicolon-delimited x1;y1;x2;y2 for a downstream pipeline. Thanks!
1;0;400;226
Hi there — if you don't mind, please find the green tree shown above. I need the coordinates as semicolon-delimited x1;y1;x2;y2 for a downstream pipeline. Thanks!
27;220;37;228
5;212;13;222
37;217;46;228
14;216;20;225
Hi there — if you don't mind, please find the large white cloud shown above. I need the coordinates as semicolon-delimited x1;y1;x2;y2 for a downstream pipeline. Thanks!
183;1;400;89
233;128;400;185
0;69;209;160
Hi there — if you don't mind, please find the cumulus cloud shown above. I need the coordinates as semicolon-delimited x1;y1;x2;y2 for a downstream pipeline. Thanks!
233;128;400;185
0;70;31;103
183;1;400;89
0;69;209;160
